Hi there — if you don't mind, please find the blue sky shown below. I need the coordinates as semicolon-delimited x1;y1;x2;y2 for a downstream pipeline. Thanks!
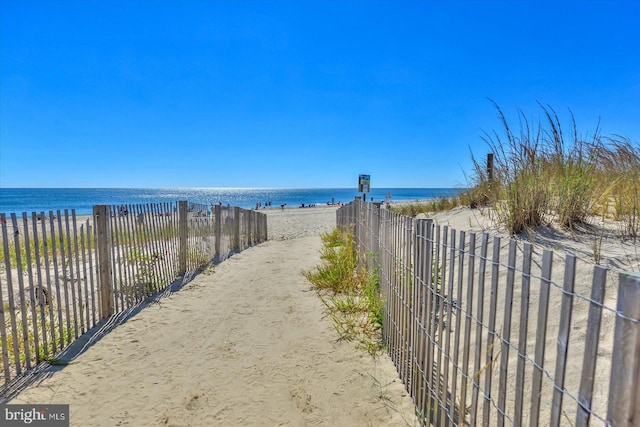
1;0;638;189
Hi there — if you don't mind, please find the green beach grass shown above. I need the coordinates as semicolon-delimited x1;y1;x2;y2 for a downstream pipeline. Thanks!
304;228;384;356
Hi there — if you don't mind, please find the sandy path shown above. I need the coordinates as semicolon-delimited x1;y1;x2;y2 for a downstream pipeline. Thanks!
8;207;418;426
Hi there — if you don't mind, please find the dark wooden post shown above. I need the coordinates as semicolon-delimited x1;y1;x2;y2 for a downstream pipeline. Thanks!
247;210;253;246
487;153;494;181
214;204;222;259
233;207;240;251
178;201;188;275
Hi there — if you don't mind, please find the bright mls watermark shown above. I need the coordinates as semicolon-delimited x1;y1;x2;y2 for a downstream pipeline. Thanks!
1;405;69;426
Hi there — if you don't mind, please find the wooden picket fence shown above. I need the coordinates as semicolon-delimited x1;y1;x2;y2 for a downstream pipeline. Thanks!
0;201;267;386
337;199;639;427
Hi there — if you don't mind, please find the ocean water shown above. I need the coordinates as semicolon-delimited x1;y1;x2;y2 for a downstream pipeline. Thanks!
0;188;465;215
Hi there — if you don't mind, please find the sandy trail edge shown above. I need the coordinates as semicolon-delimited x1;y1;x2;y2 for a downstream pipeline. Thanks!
9;208;419;426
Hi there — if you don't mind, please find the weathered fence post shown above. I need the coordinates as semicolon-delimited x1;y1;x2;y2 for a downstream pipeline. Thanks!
214;204;222;259
178;201;188;275
233;207;240;251
359;200;367;265
260;212;267;242
349;200;355;228
352;198;361;264
607;272;640;427
369;202;382;272
264;212;268;241
487;152;494;182
248;210;254;246
94;205;113;319
484;152;495;208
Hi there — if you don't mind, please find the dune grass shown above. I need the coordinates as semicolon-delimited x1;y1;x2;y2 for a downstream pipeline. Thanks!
471;101;639;236
390;197;466;217
304;228;384;356
393;102;639;240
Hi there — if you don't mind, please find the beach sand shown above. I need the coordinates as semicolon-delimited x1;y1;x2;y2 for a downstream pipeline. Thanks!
7;205;420;426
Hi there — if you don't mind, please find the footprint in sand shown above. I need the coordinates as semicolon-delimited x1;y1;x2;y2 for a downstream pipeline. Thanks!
289;386;314;414
185;392;206;411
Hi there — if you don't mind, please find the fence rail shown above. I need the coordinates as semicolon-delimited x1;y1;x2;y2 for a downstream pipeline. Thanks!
0;201;267;386
337;199;639;427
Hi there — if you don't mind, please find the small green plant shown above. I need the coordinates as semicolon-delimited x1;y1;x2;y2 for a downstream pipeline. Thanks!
187;245;212;267
304;228;359;294
1;309;74;375
367;372;395;409
40;353;71;366
363;269;384;330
